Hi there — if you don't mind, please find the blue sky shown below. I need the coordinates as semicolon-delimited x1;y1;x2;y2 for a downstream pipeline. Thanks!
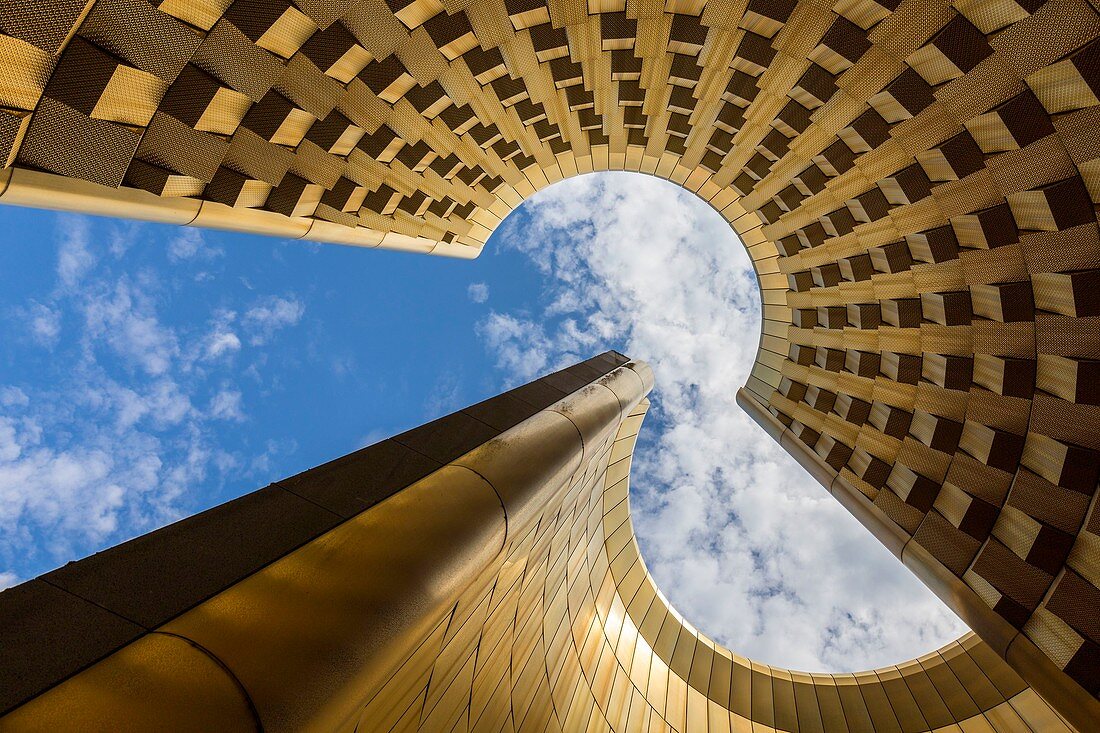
0;198;558;573
0;173;965;672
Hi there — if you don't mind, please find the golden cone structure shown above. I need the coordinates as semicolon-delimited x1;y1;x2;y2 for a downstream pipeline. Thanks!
0;355;1090;731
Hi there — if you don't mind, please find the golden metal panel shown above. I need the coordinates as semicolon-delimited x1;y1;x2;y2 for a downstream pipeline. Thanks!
0;633;257;731
155;465;505;732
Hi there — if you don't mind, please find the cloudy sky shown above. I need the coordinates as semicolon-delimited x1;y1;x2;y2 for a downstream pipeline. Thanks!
0;172;963;671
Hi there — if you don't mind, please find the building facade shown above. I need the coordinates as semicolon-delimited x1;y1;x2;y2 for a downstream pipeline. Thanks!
0;0;1099;729
0;355;1086;731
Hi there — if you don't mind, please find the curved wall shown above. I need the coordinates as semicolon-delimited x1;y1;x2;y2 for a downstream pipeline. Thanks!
1;0;1100;728
0;356;1078;731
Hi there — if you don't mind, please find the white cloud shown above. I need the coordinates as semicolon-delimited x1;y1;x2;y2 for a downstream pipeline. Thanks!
206;330;242;360
0;387;28;408
200;311;242;361
483;173;966;672
25;301;61;346
81;279;179;375
477;312;552;380
423;370;463;418
0;364;204;562
106;379;193;431
209;389;245;422
467;282;489;303
0;571;18;590
245;438;297;478
243;296;304;345
0;414;125;551
357;428;391;449
167;228;223;262
57;216;95;288
0;215;308;574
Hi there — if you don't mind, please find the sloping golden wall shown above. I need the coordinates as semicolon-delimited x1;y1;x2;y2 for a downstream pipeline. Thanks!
0;358;1075;731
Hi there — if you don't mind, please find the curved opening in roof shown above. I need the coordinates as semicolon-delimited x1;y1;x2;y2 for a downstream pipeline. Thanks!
486;171;965;672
